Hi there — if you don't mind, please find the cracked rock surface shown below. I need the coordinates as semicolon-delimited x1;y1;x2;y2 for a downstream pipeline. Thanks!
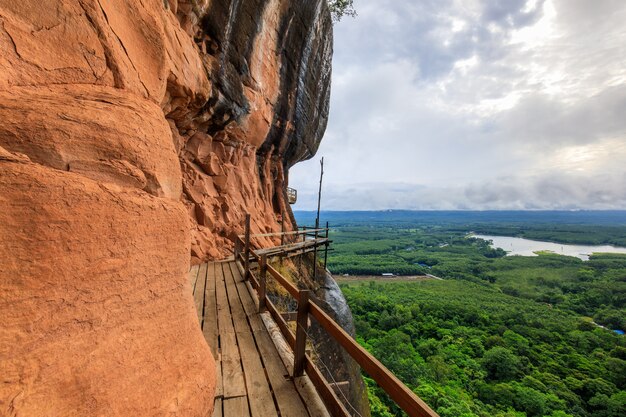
0;0;331;415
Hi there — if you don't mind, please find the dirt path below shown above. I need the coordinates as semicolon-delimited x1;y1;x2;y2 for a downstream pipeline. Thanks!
334;275;436;283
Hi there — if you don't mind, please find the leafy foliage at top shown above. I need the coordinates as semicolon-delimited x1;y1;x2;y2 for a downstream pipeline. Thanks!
327;0;357;22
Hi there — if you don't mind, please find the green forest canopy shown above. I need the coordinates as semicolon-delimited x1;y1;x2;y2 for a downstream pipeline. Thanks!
342;280;626;417
293;212;626;417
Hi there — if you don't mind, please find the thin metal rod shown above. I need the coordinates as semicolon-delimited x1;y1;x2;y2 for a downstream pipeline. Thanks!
315;157;324;230
313;158;324;279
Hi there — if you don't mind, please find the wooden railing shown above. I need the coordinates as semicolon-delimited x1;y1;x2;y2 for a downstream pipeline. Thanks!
238;219;331;269
233;215;439;417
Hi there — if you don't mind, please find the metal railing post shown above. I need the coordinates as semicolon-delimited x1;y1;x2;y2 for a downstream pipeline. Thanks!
244;214;251;280
259;254;267;312
294;290;311;377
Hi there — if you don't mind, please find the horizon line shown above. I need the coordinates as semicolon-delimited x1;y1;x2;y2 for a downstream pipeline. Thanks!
292;208;626;212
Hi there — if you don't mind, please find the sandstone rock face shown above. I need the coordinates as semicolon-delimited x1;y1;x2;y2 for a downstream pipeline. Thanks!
173;0;333;261
0;158;211;416
0;0;332;416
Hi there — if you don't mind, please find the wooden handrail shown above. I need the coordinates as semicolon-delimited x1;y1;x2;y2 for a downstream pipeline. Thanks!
267;264;300;300
266;297;295;348
238;227;328;239
244;215;251;280
233;215;439;417
309;303;438;417
235;229;329;264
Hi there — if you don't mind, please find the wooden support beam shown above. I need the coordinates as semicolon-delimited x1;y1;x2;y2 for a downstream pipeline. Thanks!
258;254;267;313
238;227;328;239
235;254;246;278
313;234;318;279
293;290;311;377
304;357;351;417
329;381;351;399
234;237;242;260
324;222;329;270
280;311;298;322
280;220;285;247
244;214;251;280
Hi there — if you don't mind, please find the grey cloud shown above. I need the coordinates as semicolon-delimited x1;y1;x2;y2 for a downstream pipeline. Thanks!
334;0;546;80
481;0;545;27
555;0;625;32
291;173;626;211
496;85;626;147
289;0;626;210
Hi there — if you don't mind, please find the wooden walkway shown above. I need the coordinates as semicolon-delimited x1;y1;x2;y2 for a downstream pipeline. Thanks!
189;261;327;417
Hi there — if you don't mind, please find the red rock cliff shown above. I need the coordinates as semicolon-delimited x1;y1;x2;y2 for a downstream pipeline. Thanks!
174;0;332;262
0;0;332;416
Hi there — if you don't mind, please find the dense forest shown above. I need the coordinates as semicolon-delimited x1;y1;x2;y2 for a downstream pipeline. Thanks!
323;226;626;332
296;210;626;247
343;280;626;417
295;211;626;417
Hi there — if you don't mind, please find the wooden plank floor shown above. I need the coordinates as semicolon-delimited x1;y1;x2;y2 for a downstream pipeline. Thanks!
192;261;320;417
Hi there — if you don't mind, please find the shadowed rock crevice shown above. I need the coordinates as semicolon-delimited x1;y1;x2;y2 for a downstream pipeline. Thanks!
168;0;333;262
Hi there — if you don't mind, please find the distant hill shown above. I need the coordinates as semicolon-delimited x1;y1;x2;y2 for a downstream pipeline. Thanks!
294;210;626;247
294;210;626;227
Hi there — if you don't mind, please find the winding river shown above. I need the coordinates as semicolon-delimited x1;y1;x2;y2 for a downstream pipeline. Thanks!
472;234;626;261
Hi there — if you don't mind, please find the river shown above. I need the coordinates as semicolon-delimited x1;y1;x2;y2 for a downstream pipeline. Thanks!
471;234;626;261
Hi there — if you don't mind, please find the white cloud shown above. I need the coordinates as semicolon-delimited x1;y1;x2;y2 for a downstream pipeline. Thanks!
290;0;626;210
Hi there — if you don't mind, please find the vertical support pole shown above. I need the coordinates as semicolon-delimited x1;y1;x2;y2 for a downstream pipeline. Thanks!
315;158;324;232
313;229;318;279
279;220;285;265
234;237;241;263
280;219;285;247
299;226;305;268
313;157;324;280
244;214;251;280
259;254;267;312
324;221;329;270
294;290;311;377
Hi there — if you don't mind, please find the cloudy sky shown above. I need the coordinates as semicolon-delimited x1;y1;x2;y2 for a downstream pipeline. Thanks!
290;0;626;210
